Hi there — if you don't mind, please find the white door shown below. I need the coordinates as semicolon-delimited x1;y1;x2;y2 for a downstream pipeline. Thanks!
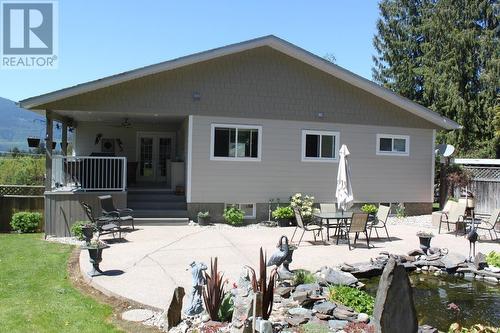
137;132;175;184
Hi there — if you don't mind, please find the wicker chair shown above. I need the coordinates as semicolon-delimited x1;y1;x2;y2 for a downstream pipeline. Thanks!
290;207;324;246
98;195;134;230
368;204;391;241
337;212;370;250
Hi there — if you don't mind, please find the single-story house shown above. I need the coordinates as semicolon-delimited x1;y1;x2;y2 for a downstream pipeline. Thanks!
20;35;461;236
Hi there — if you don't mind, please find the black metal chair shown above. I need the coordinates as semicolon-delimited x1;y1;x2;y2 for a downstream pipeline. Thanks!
80;201;122;239
337;212;370;250
98;195;135;230
290;207;324;246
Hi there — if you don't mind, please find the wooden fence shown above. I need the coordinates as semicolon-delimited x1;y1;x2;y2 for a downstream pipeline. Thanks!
0;185;45;232
464;166;500;214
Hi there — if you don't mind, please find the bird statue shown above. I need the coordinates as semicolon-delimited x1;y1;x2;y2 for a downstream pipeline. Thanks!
466;221;478;260
267;235;290;268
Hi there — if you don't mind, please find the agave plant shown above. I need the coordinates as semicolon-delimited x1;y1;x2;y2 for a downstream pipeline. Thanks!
246;248;277;320
203;257;226;321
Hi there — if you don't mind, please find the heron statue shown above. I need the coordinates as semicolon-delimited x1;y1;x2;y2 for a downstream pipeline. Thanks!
267;235;294;279
466;221;478;260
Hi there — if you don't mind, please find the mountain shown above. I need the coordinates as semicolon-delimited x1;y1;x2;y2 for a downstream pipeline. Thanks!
0;97;45;152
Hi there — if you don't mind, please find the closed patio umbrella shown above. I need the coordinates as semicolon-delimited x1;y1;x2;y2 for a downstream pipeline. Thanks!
336;144;354;212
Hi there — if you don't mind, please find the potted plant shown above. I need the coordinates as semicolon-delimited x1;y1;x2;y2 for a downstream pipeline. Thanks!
272;206;294;227
416;230;434;254
197;211;210;226
71;221;96;243
81;237;109;277
361;204;378;221
223;206;245;226
27;137;40;148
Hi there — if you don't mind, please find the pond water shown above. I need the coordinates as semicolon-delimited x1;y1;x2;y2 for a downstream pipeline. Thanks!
363;274;500;331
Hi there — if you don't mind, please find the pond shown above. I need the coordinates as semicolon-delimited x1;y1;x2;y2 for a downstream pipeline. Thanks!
363;273;500;331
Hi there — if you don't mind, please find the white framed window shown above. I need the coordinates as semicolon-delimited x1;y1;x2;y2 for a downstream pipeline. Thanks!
210;124;262;161
376;134;410;156
301;130;340;162
225;203;256;219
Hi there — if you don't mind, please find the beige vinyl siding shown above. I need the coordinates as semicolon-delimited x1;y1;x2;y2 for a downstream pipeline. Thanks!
190;116;433;204
40;47;436;130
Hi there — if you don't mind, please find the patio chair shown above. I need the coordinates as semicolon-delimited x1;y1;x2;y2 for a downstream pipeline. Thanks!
98;195;135;230
438;201;466;236
80;201;122;239
337;212;370;250
320;203;340;236
290;207;324;246
368;204;391;241
472;208;500;240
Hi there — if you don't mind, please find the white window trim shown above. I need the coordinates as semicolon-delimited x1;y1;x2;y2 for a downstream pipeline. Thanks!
210;123;262;162
301;130;340;162
376;134;410;156
225;203;256;219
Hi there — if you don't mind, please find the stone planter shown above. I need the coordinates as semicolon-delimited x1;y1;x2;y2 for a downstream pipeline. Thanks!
81;244;110;277
418;236;433;254
198;216;210;226
27;137;40;148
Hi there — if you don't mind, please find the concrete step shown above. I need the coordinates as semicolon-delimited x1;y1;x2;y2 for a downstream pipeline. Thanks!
133;218;190;226
128;192;186;203
128;201;187;210
132;209;188;218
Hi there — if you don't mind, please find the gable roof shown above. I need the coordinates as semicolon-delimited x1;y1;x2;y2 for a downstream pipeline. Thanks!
19;35;460;130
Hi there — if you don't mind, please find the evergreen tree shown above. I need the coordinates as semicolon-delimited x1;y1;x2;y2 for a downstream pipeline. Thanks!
373;0;499;157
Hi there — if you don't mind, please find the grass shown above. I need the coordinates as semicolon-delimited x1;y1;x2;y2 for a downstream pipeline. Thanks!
0;233;122;333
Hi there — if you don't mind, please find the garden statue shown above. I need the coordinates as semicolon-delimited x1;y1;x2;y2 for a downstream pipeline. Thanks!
267;235;295;279
184;261;207;316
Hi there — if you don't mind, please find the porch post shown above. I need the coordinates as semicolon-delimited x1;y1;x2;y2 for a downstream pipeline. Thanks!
45;110;53;191
61;121;68;156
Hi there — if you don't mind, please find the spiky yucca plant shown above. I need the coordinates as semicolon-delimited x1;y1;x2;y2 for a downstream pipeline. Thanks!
246;248;277;320
203;257;226;321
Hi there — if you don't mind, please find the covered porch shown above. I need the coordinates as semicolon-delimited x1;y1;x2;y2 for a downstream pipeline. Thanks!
43;110;190;236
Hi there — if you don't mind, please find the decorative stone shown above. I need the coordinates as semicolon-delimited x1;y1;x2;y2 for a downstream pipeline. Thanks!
285;316;308;326
313;301;337;315
294;283;320;294
441;252;466;270
315;313;332;320
474;252;487;270
373;257;418;333
350;264;384;278
407;249;425;256
288;307;312;317
418;324;438;333
427;247;441;255
332;307;356;321
357;313;370;323
425;253;441;261
316;266;358;286
166;287;185;330
328;319;348;330
291;291;309;304
483;276;498;284
121;309;155;322
275;286;293;298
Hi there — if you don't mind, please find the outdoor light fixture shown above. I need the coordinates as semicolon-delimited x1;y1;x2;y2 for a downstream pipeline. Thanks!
317;112;324;118
192;91;201;101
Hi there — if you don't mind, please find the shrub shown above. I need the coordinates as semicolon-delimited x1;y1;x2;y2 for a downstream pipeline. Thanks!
328;285;375;315
395;202;406;218
0;156;45;185
246;248;277;320
223;207;245;225
10;212;42;233
70;221;95;240
217;292;234;322
290;193;314;221
272;206;294;220
486;251;500;267
197;211;210;218
203;257;226;321
361;204;378;214
293;269;316;285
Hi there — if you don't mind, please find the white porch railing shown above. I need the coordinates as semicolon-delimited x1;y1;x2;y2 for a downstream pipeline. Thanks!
52;156;127;191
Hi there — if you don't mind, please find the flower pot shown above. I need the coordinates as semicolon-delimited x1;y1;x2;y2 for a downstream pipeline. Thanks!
198;216;210;226
418;236;433;254
27;137;40;148
277;218;292;227
81;226;94;244
81;243;109;277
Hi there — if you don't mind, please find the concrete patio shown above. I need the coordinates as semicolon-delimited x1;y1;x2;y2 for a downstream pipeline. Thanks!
80;221;499;310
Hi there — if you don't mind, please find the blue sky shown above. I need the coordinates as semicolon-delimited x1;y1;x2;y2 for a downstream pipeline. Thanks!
0;1;380;102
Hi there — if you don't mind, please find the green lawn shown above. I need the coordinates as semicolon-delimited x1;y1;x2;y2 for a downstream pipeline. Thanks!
0;233;121;333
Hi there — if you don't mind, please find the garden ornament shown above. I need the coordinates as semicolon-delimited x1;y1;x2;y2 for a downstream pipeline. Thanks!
184;261;207;316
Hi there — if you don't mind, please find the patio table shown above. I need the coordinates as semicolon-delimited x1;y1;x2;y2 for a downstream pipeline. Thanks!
313;211;353;243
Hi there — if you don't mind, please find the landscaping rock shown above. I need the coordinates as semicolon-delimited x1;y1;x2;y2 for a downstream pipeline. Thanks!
418;324;438;333
427;247;441;255
328;319;348;330
315;313;333;320
408;249;425;256
313;301;337;315
285;316;308;326
441;252;466;270
316;267;358;286
275;286;292;298
357;313;370;323
350;264;384;278
166;287;185;330
294;283;320;295
291;291;309;304
373;258;418;333
332;306;357;321
474;252;487;270
121;309;155;322
288;307;312;317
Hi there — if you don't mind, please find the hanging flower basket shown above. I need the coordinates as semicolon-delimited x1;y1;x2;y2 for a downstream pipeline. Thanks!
51;142;57;150
27;137;40;148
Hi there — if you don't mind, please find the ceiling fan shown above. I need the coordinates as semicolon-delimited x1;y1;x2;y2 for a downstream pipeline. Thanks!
106;117;133;128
